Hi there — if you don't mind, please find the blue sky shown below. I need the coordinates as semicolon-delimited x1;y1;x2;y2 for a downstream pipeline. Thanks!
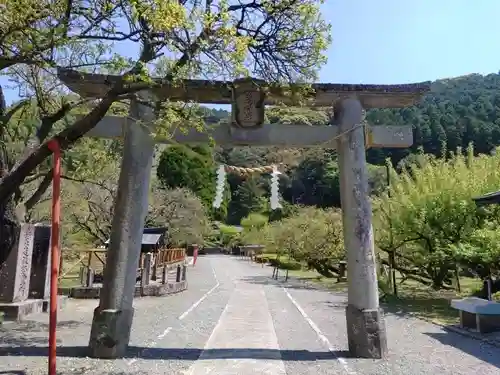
324;0;500;84
2;0;500;104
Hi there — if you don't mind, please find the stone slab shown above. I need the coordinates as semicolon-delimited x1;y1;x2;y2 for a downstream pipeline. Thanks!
0;223;36;303
68;280;188;299
460;310;500;333
452;297;500;315
185;283;286;375
0;299;44;321
153;280;188;296
29;224;51;299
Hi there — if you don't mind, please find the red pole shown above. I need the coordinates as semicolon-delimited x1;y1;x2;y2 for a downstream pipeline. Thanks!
193;244;198;266
47;139;61;375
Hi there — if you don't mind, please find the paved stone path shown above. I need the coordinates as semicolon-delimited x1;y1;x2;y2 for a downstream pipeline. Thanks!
1;255;500;374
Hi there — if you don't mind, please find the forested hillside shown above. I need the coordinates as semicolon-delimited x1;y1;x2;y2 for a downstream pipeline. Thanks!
367;72;500;165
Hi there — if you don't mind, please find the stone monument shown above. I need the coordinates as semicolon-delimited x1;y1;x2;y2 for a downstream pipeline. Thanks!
29;224;52;300
0;223;46;320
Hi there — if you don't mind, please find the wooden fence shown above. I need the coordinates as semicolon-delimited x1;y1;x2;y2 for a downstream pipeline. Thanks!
59;247;186;288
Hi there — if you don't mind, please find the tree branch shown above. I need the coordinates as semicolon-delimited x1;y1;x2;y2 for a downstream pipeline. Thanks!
61;175;115;194
22;169;53;212
0;94;117;204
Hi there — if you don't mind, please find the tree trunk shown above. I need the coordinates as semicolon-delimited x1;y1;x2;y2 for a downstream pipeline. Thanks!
0;78;19;264
0;196;20;267
0;141;20;266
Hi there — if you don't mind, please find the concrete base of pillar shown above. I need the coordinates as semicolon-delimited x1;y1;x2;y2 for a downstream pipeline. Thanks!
88;307;134;359
345;304;388;359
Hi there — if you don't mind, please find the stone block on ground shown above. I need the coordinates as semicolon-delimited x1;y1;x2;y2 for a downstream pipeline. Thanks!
0;299;44;321
42;295;69;312
70;286;101;299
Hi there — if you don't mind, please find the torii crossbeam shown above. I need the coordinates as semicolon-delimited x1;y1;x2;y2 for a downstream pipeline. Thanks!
58;70;431;360
85;115;413;149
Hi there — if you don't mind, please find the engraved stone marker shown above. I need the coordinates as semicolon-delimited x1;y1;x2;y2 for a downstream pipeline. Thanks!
29;225;52;299
0;223;36;303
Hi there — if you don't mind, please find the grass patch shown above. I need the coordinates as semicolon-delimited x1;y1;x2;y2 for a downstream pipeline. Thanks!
381;277;482;325
286;265;482;325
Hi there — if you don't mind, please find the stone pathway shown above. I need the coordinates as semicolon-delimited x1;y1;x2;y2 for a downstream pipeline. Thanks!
1;255;500;374
185;283;286;375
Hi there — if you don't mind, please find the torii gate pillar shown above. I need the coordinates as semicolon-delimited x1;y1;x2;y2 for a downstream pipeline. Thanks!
88;91;157;359
336;98;386;358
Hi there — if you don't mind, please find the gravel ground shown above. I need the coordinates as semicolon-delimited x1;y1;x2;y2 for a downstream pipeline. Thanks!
278;279;500;375
1;255;500;375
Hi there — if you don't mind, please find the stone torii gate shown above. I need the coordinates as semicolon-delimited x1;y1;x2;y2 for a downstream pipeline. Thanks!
58;70;430;359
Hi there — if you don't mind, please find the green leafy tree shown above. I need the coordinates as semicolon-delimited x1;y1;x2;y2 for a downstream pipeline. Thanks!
227;176;266;224
374;146;500;289
156;145;220;210
218;224;241;247
147;186;210;247
253;206;344;276
0;0;331;265
240;212;268;244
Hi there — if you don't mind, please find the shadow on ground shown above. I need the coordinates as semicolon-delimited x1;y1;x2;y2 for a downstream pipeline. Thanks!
0;320;86;347
1;320;85;332
0;346;350;362
424;331;500;368
381;293;459;324
239;274;331;291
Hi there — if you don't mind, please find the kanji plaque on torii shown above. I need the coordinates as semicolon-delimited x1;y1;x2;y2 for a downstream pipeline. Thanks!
58;69;430;360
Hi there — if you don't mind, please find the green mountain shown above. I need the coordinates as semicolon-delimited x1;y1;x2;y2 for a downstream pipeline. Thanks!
367;72;500;165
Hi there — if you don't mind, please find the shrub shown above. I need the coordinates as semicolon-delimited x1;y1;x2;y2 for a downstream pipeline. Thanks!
219;224;242;247
253;206;345;277
374;146;500;289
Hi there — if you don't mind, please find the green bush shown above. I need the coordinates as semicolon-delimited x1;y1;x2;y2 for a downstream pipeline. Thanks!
249;207;345;277
269;258;302;270
374;146;500;289
219;224;242;247
492;291;500;302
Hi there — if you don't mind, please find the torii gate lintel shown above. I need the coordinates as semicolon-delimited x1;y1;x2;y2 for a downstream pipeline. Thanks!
58;70;431;360
84;114;414;149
